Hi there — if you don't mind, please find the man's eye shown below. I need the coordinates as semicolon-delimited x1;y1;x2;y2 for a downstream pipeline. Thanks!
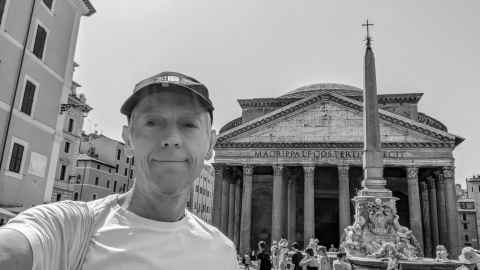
184;123;198;128
145;120;155;126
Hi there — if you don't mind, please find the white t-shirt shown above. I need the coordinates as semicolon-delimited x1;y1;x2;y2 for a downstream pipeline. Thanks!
2;194;239;270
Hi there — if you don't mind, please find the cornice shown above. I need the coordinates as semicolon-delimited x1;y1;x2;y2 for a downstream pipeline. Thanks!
348;93;423;104
238;98;299;108
214;142;455;149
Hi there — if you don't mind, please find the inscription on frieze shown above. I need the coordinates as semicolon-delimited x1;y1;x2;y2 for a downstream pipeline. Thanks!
253;149;406;161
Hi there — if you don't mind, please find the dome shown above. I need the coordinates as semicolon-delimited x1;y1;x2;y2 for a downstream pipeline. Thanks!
280;83;363;98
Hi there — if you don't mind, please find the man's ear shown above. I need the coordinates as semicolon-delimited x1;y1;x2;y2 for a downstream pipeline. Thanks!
122;125;134;158
205;129;217;160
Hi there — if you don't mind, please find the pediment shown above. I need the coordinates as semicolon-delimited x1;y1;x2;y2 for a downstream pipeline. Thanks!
217;92;458;147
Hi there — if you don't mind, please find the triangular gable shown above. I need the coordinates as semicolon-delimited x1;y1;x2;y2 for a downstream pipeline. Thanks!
217;92;458;145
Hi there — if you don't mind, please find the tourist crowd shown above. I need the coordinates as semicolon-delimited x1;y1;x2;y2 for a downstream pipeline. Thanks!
240;238;351;270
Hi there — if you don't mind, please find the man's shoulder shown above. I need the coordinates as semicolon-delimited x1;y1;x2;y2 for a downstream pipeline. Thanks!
187;211;235;249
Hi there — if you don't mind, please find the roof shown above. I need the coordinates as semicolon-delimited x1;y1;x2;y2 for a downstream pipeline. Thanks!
280;83;363;98
76;154;115;167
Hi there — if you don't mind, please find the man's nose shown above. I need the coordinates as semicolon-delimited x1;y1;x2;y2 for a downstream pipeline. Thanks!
160;127;182;148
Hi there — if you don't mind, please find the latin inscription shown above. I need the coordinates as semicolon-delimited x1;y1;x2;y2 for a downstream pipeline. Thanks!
253;150;406;160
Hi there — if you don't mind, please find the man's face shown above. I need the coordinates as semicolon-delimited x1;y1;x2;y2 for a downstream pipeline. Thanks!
123;89;215;196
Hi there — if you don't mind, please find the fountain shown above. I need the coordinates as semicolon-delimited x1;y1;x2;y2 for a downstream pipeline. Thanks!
339;20;460;270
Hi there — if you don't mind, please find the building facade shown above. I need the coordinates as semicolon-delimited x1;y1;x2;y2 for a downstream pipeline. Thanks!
61;133;134;202
457;197;479;249
187;164;214;224
51;71;92;202
0;0;95;212
465;175;480;244
213;83;463;256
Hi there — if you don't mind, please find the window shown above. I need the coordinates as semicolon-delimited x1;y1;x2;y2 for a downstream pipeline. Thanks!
42;0;53;10
130;169;133;179
0;219;4;226
115;164;119;173
20;80;36;116
478;185;480;192
122;184;126;192
131;157;134;165
116;149;121;160
465;235;470;242
109;168;111;173
463;213;467;220
8;142;25;174
0;0;6;26
68;119;74;132
59;165;66;180
96;164;100;170
94;177;99;185
124;168;128;176
73;192;79;200
126;157;129;164
113;181;117;192
106;180;110;188
64;141;70;153
56;193;61;201
92;194;97;200
32;23;47;60
464;223;468;230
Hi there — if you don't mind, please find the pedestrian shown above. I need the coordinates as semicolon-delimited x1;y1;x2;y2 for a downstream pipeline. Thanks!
278;238;289;270
332;251;351;270
318;246;332;270
328;244;338;253
0;71;239;269
271;240;279;270
257;241;273;270
290;242;304;270
300;247;320;270
243;252;252;270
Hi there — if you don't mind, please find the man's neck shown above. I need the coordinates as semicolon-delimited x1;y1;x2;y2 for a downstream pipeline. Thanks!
120;184;188;222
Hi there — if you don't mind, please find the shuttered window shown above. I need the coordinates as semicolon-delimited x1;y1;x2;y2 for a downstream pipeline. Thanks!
9;143;24;173
21;81;36;115
60;165;66;180
33;24;47;59
68;119;74;132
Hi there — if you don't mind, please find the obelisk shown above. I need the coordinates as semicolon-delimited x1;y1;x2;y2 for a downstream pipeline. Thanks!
359;20;391;197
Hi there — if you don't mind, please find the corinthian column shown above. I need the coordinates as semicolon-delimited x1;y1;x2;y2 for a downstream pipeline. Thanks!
338;165;351;236
272;164;284;242
426;176;440;249
303;165;315;244
287;176;297;243
239;165;254;255
228;178;236;240
406;166;424;254
443;166;460;257
234;177;242;248
435;170;448;247
221;172;230;234
420;181;433;257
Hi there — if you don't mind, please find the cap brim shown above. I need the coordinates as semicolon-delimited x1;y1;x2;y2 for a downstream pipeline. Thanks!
120;83;214;117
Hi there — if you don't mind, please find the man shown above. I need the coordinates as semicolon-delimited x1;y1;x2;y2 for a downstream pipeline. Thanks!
290;242;304;270
0;71;240;269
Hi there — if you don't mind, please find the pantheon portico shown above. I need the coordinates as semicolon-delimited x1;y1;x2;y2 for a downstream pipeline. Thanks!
212;83;463;257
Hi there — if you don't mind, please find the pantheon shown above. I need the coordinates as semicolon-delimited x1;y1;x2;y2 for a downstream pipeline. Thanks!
212;83;463;257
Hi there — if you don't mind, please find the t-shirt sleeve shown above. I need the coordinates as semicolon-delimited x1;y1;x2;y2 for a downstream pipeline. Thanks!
1;201;93;270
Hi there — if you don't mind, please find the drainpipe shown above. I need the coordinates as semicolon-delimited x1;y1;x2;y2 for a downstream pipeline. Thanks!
0;0;37;172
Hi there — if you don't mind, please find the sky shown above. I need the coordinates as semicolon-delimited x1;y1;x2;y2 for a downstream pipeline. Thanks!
74;0;480;186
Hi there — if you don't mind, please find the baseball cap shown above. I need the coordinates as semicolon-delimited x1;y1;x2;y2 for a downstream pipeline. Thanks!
120;71;214;120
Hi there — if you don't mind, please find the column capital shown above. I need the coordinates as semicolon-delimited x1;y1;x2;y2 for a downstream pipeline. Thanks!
273;164;284;176
442;166;455;179
338;165;350;177
303;165;315;178
406;166;419;180
243;164;254;176
212;163;224;172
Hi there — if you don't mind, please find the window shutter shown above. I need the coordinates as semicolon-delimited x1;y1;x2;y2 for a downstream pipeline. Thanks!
33;25;47;59
21;81;36;115
9;143;25;173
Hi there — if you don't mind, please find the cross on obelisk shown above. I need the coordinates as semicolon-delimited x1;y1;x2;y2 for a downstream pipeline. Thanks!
362;19;374;47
